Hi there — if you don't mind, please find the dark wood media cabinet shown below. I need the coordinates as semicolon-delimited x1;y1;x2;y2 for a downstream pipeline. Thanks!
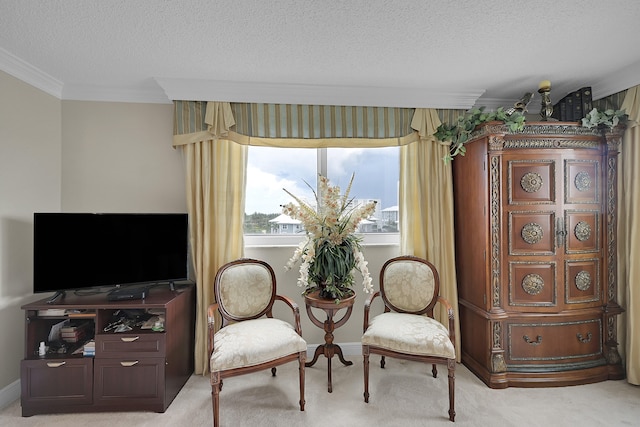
20;284;195;416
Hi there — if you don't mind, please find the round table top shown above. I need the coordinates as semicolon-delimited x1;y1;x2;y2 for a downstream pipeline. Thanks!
303;289;356;310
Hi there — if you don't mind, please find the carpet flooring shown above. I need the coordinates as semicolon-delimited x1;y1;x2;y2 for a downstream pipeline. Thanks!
2;357;639;426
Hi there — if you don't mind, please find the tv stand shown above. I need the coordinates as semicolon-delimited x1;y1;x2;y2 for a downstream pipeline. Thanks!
45;290;66;304
20;284;195;416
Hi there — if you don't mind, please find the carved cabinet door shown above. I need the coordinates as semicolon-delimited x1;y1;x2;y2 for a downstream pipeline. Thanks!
501;151;603;312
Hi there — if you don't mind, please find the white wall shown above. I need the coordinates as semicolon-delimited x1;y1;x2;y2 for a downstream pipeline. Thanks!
245;244;400;347
0;70;62;392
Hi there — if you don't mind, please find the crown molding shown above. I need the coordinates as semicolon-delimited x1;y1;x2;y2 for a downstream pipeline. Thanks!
0;47;63;98
0;47;171;103
61;84;172;104
471;97;513;111
155;78;484;109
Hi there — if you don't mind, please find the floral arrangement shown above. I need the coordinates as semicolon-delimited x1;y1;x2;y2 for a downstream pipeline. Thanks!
282;174;377;300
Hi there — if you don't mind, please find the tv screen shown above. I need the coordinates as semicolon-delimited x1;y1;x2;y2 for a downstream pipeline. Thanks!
33;213;189;295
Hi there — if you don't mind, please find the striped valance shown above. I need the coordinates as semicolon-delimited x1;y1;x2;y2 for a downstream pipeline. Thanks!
174;100;207;135
230;103;415;139
437;109;466;127
172;101;424;148
593;90;627;112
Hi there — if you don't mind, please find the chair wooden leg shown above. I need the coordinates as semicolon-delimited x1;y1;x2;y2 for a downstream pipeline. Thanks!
271;367;277;376
432;363;438;378
211;372;221;427
298;351;306;411
380;355;385;369
448;359;456;422
363;346;370;403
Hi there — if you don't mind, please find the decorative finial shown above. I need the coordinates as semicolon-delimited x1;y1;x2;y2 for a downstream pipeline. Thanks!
538;80;553;121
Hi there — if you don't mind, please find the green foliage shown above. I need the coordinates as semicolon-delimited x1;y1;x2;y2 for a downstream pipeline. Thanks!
307;236;358;301
434;107;526;163
243;212;279;234
581;108;628;130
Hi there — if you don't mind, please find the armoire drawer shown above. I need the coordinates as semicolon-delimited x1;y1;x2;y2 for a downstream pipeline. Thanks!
96;333;166;358
506;317;602;364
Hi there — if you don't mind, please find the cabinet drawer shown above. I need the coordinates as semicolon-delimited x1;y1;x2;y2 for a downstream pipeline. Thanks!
96;333;165;358
21;358;93;407
93;357;165;408
507;318;602;363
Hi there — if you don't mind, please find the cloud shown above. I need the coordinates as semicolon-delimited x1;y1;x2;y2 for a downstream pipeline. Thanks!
245;146;399;215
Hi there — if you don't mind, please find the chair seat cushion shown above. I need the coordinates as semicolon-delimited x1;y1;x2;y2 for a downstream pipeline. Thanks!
211;318;307;372
362;312;455;359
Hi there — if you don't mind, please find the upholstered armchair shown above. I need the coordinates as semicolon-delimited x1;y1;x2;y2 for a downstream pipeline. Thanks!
361;256;457;422
207;258;307;427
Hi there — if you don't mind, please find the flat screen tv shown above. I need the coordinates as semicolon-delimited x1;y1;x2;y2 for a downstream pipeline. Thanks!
33;213;189;301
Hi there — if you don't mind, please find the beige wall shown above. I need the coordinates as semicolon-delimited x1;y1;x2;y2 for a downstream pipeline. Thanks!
61;101;184;212
0;70;62;390
0;74;187;393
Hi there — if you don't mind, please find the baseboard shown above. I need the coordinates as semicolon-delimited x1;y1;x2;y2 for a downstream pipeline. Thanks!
307;341;361;358
0;379;20;411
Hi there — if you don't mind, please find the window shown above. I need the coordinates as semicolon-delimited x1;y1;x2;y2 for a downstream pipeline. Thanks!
244;146;399;246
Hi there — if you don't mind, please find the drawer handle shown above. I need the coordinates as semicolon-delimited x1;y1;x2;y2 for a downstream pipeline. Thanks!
120;336;140;342
120;361;139;367
46;361;66;368
577;332;592;343
523;335;542;345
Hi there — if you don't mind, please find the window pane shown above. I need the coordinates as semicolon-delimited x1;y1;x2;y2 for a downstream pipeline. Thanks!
327;147;399;233
245;146;316;234
244;146;399;235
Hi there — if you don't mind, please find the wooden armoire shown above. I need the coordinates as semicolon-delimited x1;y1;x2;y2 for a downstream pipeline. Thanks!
452;122;625;388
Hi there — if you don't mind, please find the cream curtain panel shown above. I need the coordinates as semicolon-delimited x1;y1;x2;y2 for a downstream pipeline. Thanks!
619;86;640;385
402;108;461;360
173;101;247;375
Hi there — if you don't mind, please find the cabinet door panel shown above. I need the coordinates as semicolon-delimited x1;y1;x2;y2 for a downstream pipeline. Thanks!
565;159;599;204
509;262;557;308
509;211;556;255
565;258;601;305
565;210;600;254
508;160;556;204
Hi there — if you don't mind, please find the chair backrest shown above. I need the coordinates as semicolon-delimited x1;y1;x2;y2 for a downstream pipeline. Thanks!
380;256;440;315
214;258;276;322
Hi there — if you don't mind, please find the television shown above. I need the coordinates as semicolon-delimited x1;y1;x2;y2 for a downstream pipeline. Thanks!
33;213;189;302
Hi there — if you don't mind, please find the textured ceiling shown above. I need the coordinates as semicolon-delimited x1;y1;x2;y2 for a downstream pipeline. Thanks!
2;0;640;109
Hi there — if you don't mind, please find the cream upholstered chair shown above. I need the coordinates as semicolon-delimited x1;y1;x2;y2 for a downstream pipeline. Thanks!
362;256;456;422
207;258;307;427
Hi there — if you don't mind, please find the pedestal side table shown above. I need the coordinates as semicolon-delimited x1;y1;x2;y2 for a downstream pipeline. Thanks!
304;289;356;393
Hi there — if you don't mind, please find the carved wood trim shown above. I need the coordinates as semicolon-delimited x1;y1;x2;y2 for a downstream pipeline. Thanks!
490;155;501;308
